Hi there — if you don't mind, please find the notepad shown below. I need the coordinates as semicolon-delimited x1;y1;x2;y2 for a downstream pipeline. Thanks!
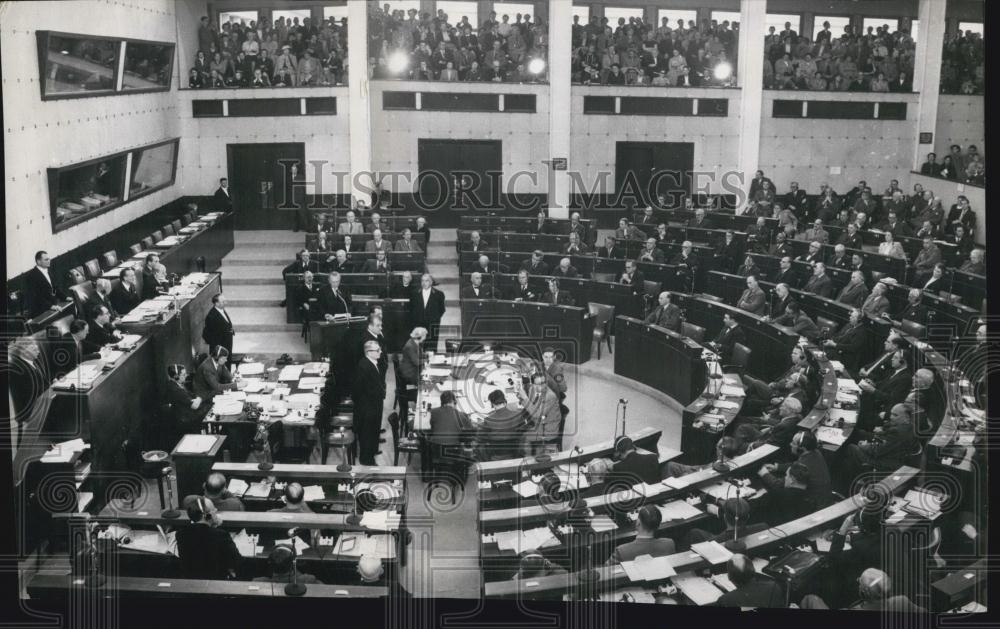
278;365;304;381
243;482;273;498
302;485;325;501
657;500;703;521
174;434;218;454
512;479;538;498
297;377;326;389
828;408;857;424
360;511;401;531
690;541;733;565
231;530;258;557
720;385;745;397
713;400;740;410
238;362;265;376
816;426;847;446
671;574;724;605
621;554;676;582
227;478;249;496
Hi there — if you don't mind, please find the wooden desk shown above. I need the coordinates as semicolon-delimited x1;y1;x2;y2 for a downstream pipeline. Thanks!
460;300;595;364
159;212;235;274
614;316;706;408
213;462;407;482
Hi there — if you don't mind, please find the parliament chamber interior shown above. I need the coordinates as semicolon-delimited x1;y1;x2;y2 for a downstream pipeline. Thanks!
2;0;991;622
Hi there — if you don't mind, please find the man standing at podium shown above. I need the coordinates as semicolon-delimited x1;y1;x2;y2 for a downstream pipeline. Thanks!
410;273;445;352
353;340;387;465
319;272;352;319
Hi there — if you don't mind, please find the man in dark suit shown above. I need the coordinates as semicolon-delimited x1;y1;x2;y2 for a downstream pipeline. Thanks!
460;272;496;299
644;291;681;331
361;249;392;273
671;241;700;291
86;279;119;328
318;272;352;319
598;236;623;259
297;271;321;325
768;283;793;322
802;262;833;298
84;305;119;351
836;270;870;307
202;293;235;355
530;212;551;235
507;270;538;302
352;341;386;465
410;273;446;352
717;230;743;273
466;254;493;275
541;278;574;306
359;313;388;381
110;268;143;315
858;349;912;431
784;181;809;216
737;275;767;316
283;249;320;277
213;177;233;212
391;270;418;300
709;312;745;364
610;504;675;562
562;232;589;256
477;389;529;461
413;216;431;244
466;231;490;254
637;238;665;263
24;250;67;319
48;320;102;379
551;258;579;279
611;435;659;485
327;249;355;274
714;554;784;608
175;497;240;580
619;259;645;295
520;250;550;275
140;253;159;294
756;461;814;523
823;308;868;375
428;390;474;448
770;257;796;288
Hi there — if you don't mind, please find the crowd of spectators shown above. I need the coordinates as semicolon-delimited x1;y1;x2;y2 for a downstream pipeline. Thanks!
368;5;548;83
940;29;985;94
571;16;738;86
190;14;347;88
919;144;985;186
763;22;916;92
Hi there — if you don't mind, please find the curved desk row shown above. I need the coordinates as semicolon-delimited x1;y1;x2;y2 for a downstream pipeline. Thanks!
460;216;596;238
27;574;388;599
459;299;595;364
305;231;427;250
459;272;645;320
458;251;685;290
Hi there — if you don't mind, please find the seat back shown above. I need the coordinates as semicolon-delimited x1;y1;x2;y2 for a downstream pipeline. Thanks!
69;282;96;316
642;280;662;297
66;268;87;286
816;316;839;336
150;230;164;243
731;343;752;371
129;243;143;256
83;259;102;280
591;272;617;284
161;224;175;237
171;219;183;233
101;250;119;270
587;303;615;329
140;236;154;249
680;321;705;343
183;210;196;224
47;314;75;338
900;319;927;339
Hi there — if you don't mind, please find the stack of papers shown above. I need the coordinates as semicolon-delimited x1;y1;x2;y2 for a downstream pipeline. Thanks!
181;272;212;285
301;362;328;374
52;365;103;390
334;534;391;558
713;400;741;410
278;365;303;381
227;478;250;496
671;574;724;605
231;530;259;557
719;385;745;397
494;527;558;552
837;378;861;393
621;554;676;582
155;236;182;248
835;390;859;404
122;528;177;556
589;515;617;532
298;377;326;389
212;398;245;416
690;541;733;565
41;438;89;463
424;367;453;378
512;479;538;498
287;393;319;411
302;485;325;501
244;482;272;498
241;379;266;394
828;408;857;424
816;426;847;446
238;362;265;376
657;500;703;521
115;334;142;349
360;511;402;531
174;434;219;454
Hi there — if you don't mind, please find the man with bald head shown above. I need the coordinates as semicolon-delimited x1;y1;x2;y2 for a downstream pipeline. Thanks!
644;291;681;331
552;257;578;279
836;270;870;307
638;237;664;263
714;554;783;608
959;248;985;275
468;230;489;253
85;278;119;328
186;471;243;511
338;210;364;235
461;271;496;299
365;229;392;253
846;403;916;474
467;253;492;275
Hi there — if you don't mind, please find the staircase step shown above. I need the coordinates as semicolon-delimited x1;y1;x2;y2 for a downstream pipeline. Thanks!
234;230;305;245
224;284;285;301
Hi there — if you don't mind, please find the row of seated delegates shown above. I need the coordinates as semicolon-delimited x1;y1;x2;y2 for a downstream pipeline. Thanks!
571;15;738;87
312;210;431;241
940;28;985;94
369;6;548;83
192;14;347;88
763;21;916;92
920;145;986;186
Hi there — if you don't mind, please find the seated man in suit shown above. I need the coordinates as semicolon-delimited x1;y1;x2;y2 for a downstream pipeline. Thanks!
391;270;417;299
551;257;578;279
85;305;120;351
708;312;745;364
644;291;681;331
767;283;793;322
140;253;159;292
327;249;354;274
477;390;528;461
686;208;711;229
394;227;422;253
110;268;142;315
175;497;240;580
519;250;550;276
85;279;119;327
541;277;574;306
460;272;497;299
611;435;659;485
775;302;820;340
361;249;392;273
48;320;102;379
609;504;675;563
467;230;490;253
737;275;767;316
741;346;810;414
254;546;320;584
619;259;645;294
637;238;665;263
860;280;890;318
687;498;769;551
283;249;319;277
714;554;784;608
755;461;814;523
822;307;869;375
749;396;804;449
857;349;912;432
562;232;589;255
518;372;562;455
836;270;870;307
365;229;392;253
192;345;237;401
845;403;916;475
337;210;364;234
319;271;352;319
466;254;492;275
597;236;623;259
671;241;700;283
428;389;474;454
297;271;321;323
636;205;659;226
367;212;387;235
959;248;985;275
802;221;830;246
183;472;244;512
506;269;538;302
615;217;645;242
802;262;833;298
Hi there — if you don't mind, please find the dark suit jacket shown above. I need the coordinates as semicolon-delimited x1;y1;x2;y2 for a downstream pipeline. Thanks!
541;290;575;306
202;307;235;354
165;379;202;429
802;273;832;298
192;356;234;400
772;268;798;288
297;283;321;320
318;286;352;317
409;288;446;328
837;281;869;307
478;405;527;446
361;259;391;273
85;292;118;321
611;536;676;562
714;576;784;608
644;303;681;331
428;405;474;446
831;322;868;374
110;282;143;315
327;259;355;274
399;338;421;384
870;367;912;411
552;266;579;279
461;285;497;299
597;246;623;259
612;450;659;485
713;324;745;364
176;524;240;579
24;267;64;318
283;259;320;277
506;283;538;302
351;358;386;416
519;259;550;275
47;336;100;378
213;187;233;212
83;322;115;353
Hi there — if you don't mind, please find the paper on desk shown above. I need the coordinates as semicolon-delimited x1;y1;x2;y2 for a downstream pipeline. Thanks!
227;478;249;496
244;482;272;498
662;476;692;490
274;538;309;556
837;378;861;393
691;541;734;565
719;385;745;398
116;334;142;349
212;399;245;416
298;377;326;389
231;530;258;557
621;554;676;582
123;528;177;556
278;365;304;381
828;408;857;424
816;426;847;446
711;573;737;593
424;367;453;378
238;362;265;376
360;511;401;531
814;537;850;553
174;434;218;454
590;515;617;532
658;500;703;521
713;400;741;410
512;479;538;498
241;379;266;394
835;391;859;404
829;360;845;372
287;393;319;411
428;354;448;365
672;574;724;605
302;485;325;501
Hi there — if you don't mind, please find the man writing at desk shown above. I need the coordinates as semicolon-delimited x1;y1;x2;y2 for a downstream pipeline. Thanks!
477;390;528;461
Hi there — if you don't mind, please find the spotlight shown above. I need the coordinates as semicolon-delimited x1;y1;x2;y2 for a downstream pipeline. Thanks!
714;62;733;81
388;51;409;74
527;58;546;75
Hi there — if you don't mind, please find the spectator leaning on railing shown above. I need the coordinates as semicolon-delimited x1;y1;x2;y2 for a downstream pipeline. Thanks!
189;14;347;88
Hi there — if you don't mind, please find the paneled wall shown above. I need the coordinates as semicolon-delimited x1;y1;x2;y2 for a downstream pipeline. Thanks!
176;88;351;199
2;0;180;278
934;95;985;157
759;91;920;194
368;81;550;196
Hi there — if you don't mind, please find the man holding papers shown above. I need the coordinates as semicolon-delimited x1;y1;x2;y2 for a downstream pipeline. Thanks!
610;505;676;562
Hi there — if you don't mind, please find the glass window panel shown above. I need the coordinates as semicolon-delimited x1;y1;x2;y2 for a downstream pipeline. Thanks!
814;16;852;40
273;9;312;27
40;33;119;97
323;5;349;24
710;11;741;27
219;11;259;30
765;13;801;36
862;17;899;36
958;22;984;36
129;142;177;200
572;5;590;24
603;6;644;27
50;155;127;229
121;41;173;90
438;1;478;27
657;9;698;30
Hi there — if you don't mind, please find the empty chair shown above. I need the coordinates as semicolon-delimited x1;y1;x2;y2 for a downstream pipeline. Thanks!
183;209;196;224
680;321;705;343
170;219;182;233
68;281;96;315
150;230;164;243
128;243;143;256
587;303;615;359
66;267;87;286
816;316;839;337
726;343;752;376
591;272;617;284
83;259;102;280
140;236;154;249
100;250;118;270
642;280;662;298
160;224;175;237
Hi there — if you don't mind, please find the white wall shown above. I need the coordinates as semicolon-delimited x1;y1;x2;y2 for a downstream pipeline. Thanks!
368;80;550;195
2;0;179;278
935;94;984;157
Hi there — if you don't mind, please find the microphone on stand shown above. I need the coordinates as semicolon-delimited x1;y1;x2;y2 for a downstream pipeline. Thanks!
284;535;308;596
535;414;551;463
